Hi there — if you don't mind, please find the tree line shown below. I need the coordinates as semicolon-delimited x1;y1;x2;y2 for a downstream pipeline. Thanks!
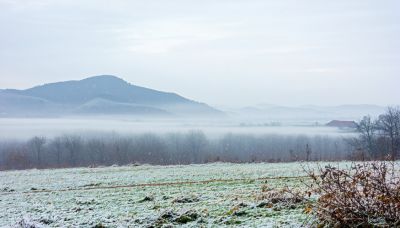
0;132;350;170
350;106;400;160
0;106;398;170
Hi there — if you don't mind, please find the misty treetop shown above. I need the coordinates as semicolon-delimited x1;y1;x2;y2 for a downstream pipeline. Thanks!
1;131;348;170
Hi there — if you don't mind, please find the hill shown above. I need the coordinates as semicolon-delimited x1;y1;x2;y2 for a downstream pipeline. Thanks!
0;75;223;118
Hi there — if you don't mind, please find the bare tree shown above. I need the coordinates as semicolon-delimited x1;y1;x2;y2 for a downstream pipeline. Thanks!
63;135;83;166
28;136;46;168
185;130;208;163
377;107;400;160
356;115;377;158
305;144;312;162
50;137;63;167
86;138;107;165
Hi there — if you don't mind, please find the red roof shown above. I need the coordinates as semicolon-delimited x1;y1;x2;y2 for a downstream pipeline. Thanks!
326;120;357;128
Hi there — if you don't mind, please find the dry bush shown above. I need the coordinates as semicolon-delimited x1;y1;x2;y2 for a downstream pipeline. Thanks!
256;185;306;209
305;162;400;227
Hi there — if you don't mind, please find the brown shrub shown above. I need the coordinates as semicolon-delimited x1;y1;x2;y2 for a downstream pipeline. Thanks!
305;162;400;227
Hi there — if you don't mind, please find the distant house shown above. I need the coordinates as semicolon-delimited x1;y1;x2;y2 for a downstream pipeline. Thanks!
326;120;357;128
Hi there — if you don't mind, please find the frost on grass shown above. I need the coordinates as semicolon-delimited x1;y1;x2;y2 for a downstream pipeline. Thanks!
16;217;48;228
0;162;322;227
256;185;307;210
146;209;201;227
172;194;200;203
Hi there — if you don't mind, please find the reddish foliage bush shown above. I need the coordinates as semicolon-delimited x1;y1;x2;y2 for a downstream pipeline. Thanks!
306;162;400;227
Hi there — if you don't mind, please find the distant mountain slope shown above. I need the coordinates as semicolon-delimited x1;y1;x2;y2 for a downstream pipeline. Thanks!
226;104;386;122
74;98;171;116
0;92;58;116
6;75;192;105
0;75;223;117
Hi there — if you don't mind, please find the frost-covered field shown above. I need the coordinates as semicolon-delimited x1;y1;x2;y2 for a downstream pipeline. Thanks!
0;162;336;227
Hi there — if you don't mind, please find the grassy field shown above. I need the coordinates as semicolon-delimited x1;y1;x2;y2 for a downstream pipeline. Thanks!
0;162;338;227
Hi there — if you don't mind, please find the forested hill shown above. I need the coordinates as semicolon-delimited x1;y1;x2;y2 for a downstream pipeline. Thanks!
0;75;224;118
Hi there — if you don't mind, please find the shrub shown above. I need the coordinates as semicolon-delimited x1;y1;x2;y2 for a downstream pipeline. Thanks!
306;162;400;227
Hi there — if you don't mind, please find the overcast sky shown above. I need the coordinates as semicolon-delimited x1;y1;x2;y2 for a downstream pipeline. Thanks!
0;0;399;107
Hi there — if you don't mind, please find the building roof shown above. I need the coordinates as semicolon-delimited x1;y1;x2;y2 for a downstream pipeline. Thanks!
326;120;357;128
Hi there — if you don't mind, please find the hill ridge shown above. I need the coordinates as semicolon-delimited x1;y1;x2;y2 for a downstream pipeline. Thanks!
0;75;223;118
